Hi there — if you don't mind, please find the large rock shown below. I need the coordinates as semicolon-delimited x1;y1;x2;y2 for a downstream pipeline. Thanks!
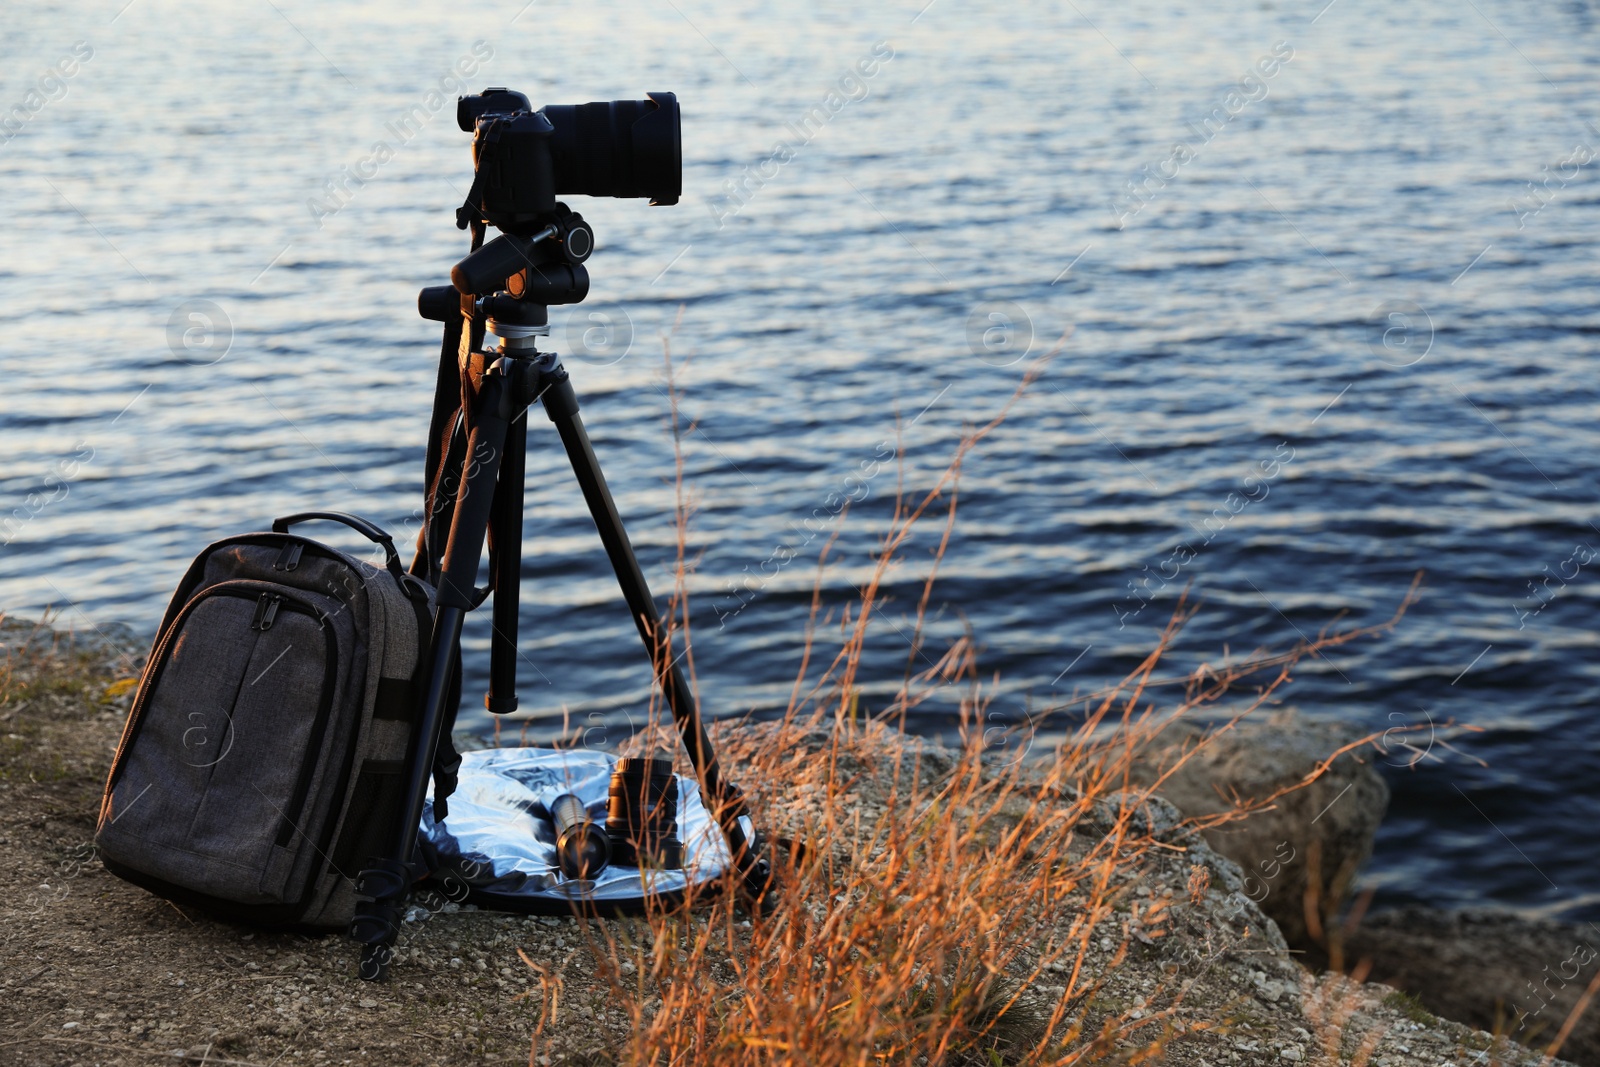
1347;908;1600;1067
1128;710;1389;955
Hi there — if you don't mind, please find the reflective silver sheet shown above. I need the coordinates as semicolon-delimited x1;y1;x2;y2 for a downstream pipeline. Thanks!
421;747;734;904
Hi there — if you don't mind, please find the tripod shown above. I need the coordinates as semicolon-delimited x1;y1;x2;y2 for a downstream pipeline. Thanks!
348;214;772;981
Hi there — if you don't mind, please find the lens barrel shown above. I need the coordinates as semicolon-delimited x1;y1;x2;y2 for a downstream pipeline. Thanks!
543;93;681;206
605;757;683;870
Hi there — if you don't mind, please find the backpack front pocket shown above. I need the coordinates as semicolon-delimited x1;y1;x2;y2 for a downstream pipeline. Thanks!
99;583;341;909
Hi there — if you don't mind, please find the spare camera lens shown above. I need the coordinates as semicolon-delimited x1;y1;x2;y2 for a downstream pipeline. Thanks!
550;792;611;881
606;756;683;870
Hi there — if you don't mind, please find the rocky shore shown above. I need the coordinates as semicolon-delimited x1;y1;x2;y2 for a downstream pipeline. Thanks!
1347;909;1600;1066
1128;711;1600;1067
1126;712;1391;961
0;622;1586;1065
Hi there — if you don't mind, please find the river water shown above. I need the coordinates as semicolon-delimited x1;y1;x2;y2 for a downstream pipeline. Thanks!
3;0;1598;921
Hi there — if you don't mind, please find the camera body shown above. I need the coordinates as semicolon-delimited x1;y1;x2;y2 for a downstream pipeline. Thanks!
457;88;681;234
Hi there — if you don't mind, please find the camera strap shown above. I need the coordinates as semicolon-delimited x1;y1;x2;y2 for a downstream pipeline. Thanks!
412;222;491;820
454;162;489;231
415;221;488;584
413;321;462;580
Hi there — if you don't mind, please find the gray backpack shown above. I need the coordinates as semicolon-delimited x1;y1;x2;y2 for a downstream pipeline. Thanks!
96;512;434;931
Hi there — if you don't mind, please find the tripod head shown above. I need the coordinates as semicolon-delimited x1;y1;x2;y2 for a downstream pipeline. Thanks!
416;210;590;343
440;205;593;339
420;87;681;344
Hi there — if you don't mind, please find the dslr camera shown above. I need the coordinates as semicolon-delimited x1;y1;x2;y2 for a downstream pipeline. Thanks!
443;88;680;309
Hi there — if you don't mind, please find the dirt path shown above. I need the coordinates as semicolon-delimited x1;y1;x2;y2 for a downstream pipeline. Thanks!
0;628;627;1066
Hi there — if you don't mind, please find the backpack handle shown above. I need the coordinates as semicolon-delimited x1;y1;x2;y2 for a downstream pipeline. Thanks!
272;511;406;584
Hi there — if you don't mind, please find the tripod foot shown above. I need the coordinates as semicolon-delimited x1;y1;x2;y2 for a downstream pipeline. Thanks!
358;942;393;982
351;857;409;981
733;833;782;917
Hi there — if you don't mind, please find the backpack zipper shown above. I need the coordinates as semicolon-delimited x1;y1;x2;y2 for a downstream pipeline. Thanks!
251;593;282;631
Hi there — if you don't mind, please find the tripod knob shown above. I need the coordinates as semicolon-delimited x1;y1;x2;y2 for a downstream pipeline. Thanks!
557;215;593;264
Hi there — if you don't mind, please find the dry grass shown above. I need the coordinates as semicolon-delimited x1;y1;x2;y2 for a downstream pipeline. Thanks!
517;343;1426;1066
0;612;137;706
0;612;139;783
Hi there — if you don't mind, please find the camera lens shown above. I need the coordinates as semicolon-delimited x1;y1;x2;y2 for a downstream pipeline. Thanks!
606;756;683;869
550;792;611;882
543;93;681;206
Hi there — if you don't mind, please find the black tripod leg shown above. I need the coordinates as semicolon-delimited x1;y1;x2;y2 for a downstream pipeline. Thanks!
538;377;762;876
352;367;516;980
352;602;464;981
486;410;527;714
